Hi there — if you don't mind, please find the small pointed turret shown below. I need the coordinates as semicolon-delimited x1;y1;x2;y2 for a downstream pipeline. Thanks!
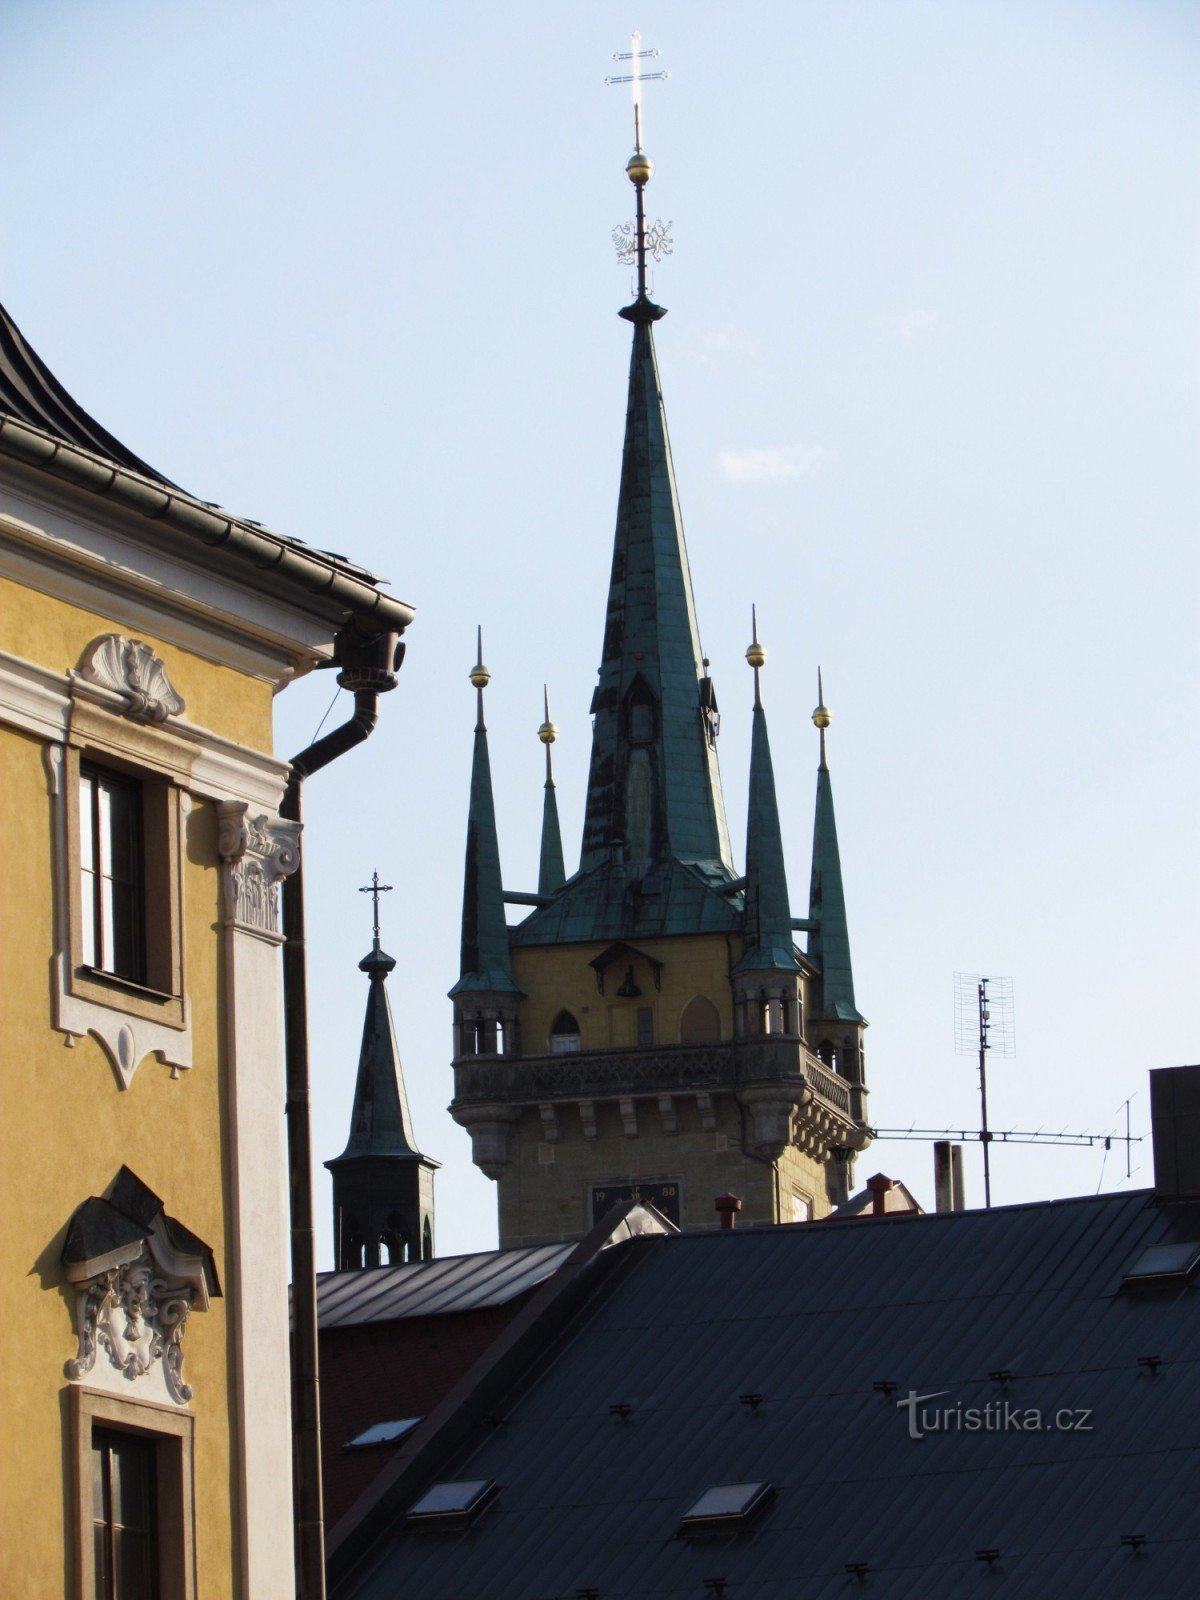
807;672;864;1022
451;630;518;997
326;874;439;1268
736;610;798;974
537;687;566;898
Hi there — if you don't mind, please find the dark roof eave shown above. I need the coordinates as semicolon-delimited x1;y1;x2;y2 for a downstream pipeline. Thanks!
0;413;414;637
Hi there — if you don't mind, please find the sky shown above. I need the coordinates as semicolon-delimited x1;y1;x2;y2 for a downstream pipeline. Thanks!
2;1;1197;1261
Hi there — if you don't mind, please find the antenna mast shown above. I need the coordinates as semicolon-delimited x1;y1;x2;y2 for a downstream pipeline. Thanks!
954;973;1015;1208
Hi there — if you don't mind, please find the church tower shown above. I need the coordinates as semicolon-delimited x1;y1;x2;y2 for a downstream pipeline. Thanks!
327;874;439;1266
449;118;871;1246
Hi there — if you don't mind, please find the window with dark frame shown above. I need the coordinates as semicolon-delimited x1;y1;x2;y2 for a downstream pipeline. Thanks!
91;1427;159;1599
79;764;145;985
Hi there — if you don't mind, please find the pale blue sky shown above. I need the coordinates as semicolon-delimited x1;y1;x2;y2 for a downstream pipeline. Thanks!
3;2;1197;1257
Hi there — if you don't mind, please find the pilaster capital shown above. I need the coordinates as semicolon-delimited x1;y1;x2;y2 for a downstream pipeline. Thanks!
217;802;301;940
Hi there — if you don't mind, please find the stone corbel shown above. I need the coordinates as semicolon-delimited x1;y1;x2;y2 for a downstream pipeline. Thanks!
538;1103;560;1144
740;1082;807;1162
695;1092;717;1132
578;1101;598;1140
454;1104;520;1180
658;1095;678;1135
217;802;301;942
619;1097;639;1138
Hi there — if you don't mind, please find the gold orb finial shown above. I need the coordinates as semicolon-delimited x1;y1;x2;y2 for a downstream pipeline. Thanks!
746;603;766;669
626;149;653;186
813;665;831;728
469;625;490;690
538;717;557;745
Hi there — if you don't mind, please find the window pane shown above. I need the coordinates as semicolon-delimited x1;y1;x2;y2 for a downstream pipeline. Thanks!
83;769;145;982
80;774;97;967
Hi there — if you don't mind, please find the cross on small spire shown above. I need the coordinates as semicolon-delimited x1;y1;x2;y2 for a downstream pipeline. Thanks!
358;870;393;945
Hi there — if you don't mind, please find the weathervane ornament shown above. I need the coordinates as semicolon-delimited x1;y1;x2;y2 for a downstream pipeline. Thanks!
606;32;673;301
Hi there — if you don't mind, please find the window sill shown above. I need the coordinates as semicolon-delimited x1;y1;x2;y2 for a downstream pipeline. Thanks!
71;966;185;1030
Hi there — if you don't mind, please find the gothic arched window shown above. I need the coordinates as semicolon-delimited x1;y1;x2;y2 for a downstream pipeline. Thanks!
550;1010;581;1053
679;995;721;1044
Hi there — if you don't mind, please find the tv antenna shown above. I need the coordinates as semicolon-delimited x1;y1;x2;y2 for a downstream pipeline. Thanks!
953;973;1015;1208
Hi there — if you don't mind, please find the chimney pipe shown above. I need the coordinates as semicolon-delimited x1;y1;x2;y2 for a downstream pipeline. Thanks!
951;1144;965;1211
934;1143;965;1213
715;1192;743;1230
1150;1065;1200;1197
866;1173;894;1217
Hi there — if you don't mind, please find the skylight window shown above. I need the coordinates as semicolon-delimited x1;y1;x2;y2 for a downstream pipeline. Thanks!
678;1482;774;1535
345;1417;421;1449
1123;1241;1200;1286
406;1480;500;1531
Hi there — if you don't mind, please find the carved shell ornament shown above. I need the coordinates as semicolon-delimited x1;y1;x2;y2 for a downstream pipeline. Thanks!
76;635;186;723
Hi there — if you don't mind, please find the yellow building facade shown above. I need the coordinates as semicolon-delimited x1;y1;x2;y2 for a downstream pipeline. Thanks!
0;303;410;1598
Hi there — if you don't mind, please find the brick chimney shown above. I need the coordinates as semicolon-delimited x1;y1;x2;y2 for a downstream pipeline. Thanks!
1150;1065;1200;1197
715;1192;743;1230
866;1173;894;1217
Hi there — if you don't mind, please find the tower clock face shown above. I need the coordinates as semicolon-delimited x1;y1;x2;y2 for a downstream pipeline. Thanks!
590;1180;681;1227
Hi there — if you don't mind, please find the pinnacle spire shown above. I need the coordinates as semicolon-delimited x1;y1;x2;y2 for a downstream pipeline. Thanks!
331;887;421;1161
537;686;566;898
452;632;518;996
735;612;798;974
807;674;863;1021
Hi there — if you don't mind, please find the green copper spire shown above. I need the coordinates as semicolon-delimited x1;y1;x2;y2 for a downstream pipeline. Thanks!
537;686;566;897
735;610;799;974
511;127;740;947
807;671;864;1022
451;631;519;996
579;218;732;876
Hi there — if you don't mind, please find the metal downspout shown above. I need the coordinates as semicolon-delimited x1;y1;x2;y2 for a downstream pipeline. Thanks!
280;629;403;1600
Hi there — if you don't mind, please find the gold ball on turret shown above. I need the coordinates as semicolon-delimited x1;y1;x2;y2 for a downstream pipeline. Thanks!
538;717;558;745
812;701;831;730
746;640;767;670
469;660;491;690
626;150;653;185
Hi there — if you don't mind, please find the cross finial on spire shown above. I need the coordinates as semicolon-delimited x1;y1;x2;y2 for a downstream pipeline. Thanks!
608;33;672;307
358;869;393;946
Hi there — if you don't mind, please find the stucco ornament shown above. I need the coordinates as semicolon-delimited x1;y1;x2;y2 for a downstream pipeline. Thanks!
217;802;302;937
76;634;186;722
67;1253;195;1404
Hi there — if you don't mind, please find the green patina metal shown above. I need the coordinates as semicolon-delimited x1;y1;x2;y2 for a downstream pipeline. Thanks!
734;699;800;975
515;300;739;945
537;777;566;899
808;760;864;1023
330;944;425;1160
451;721;520;995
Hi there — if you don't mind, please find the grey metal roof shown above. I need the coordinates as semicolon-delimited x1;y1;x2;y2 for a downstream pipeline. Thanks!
331;1188;1200;1598
316;1243;573;1330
